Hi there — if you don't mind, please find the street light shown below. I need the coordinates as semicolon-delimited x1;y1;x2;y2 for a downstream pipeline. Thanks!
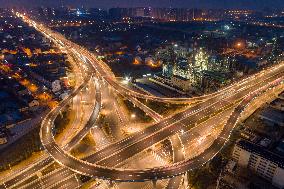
236;42;244;49
131;113;136;119
125;76;131;82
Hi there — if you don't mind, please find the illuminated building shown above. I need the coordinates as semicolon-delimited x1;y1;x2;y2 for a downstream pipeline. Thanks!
133;56;142;65
172;58;191;80
158;44;234;92
194;48;209;71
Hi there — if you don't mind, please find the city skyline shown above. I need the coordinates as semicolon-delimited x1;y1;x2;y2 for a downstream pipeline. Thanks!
0;0;284;9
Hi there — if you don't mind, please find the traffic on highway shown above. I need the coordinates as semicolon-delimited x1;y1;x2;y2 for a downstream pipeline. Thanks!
0;12;283;189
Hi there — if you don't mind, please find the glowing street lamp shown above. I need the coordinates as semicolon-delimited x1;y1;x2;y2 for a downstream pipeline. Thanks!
125;76;130;82
236;42;244;49
131;113;136;119
122;76;131;84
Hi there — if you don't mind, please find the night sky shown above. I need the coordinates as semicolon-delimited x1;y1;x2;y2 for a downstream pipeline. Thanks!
0;0;283;9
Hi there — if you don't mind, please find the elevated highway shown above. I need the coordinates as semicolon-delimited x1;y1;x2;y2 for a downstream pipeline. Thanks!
1;12;283;188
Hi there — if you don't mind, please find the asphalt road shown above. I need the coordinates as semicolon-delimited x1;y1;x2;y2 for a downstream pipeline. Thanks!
2;13;284;188
40;68;284;181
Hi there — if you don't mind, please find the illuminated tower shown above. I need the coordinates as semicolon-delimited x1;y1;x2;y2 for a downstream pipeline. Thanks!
195;48;209;71
60;0;64;8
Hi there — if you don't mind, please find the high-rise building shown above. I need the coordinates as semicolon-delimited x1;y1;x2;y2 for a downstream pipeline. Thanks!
232;140;284;188
135;8;145;17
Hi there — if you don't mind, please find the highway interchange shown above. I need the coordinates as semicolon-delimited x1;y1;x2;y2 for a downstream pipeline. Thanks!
0;12;283;189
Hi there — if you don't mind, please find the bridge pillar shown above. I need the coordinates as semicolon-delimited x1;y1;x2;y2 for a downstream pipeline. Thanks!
183;172;189;188
152;180;157;189
108;181;114;188
59;110;63;118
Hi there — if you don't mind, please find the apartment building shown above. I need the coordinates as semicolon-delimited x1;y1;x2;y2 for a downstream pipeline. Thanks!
232;140;284;188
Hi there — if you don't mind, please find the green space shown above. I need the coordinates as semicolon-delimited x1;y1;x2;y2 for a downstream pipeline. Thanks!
122;99;152;122
54;105;72;136
41;162;61;176
0;126;41;172
102;123;112;136
187;126;241;189
139;99;186;115
79;175;91;183
97;114;113;137
70;143;89;157
70;133;96;158
80;178;98;189
13;175;39;188
81;133;96;147
0;105;72;172
187;152;228;189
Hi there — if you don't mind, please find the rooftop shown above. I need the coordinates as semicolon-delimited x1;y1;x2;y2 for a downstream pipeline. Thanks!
258;107;284;126
237;139;284;169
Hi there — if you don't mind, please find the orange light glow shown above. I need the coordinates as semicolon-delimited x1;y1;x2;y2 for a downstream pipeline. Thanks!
28;84;38;92
133;59;141;65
